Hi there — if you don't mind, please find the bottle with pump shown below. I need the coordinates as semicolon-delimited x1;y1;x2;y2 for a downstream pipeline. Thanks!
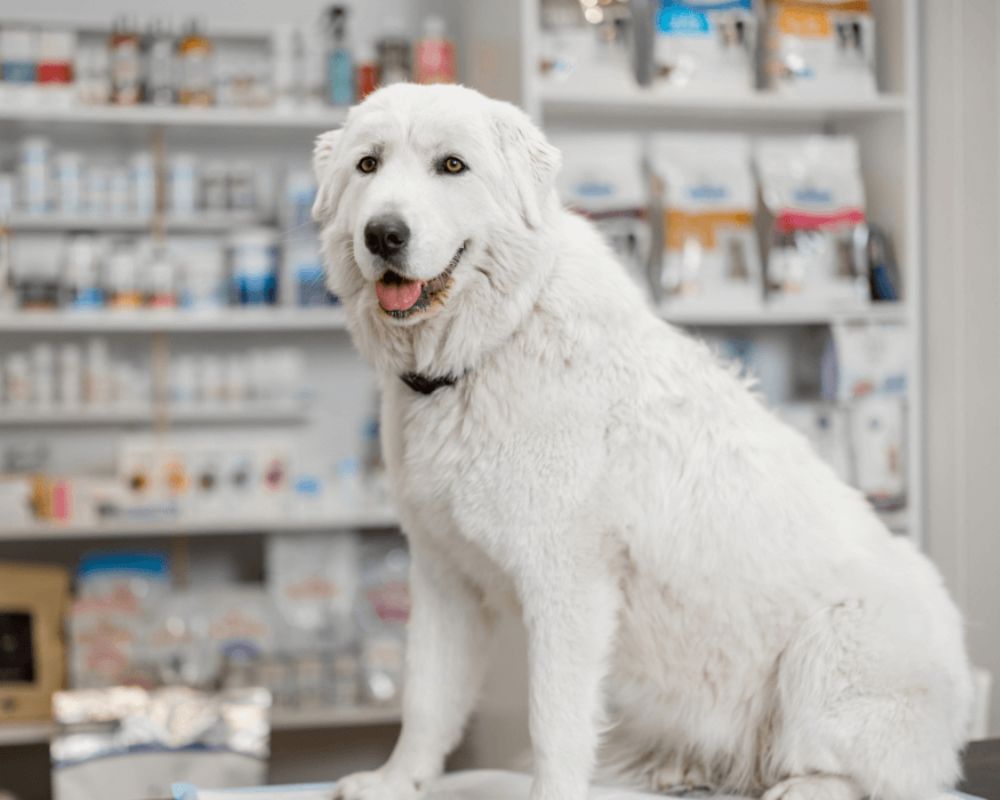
325;6;355;106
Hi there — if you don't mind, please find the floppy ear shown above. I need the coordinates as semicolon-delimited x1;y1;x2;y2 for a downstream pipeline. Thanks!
312;128;345;223
491;103;561;229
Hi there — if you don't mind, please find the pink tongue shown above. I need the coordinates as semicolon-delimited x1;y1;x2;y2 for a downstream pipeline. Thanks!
376;279;424;312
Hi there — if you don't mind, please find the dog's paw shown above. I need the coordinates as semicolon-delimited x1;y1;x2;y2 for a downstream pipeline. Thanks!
650;762;712;796
762;776;862;800
331;770;420;800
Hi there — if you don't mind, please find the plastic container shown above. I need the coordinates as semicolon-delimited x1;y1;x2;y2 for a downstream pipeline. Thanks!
145;20;176;105
326;6;355;106
54;152;84;215
109;17;142;105
18;137;51;215
64;234;104;309
169;154;199;216
415;16;456;85
178;19;214;106
129;152;156;217
230;228;278;305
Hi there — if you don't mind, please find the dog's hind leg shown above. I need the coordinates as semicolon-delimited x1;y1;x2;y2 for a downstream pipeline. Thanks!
763;599;968;800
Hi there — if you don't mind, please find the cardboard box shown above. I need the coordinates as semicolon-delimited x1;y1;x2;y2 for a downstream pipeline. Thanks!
0;562;69;721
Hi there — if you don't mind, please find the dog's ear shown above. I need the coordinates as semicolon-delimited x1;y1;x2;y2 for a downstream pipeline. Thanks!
491;103;561;229
312;128;345;223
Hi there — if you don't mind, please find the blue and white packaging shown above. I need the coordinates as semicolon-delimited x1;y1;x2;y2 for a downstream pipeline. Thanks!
652;0;757;93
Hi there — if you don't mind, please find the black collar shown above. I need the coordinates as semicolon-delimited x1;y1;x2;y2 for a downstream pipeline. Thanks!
400;372;459;395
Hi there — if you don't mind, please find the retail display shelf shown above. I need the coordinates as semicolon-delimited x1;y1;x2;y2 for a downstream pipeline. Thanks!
0;509;399;542
0;103;348;131
539;87;908;123
5;212;273;233
0;307;348;333
0;706;402;747
660;303;908;327
0;404;308;426
270;705;403;731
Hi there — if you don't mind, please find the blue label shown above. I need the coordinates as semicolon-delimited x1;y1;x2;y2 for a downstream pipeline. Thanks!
688;184;728;201
793;187;833;205
235;273;277;305
72;288;104;309
659;0;751;34
659;7;711;36
574;181;614;198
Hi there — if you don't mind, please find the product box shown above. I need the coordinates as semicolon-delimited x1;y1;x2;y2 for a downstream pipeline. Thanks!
0;561;69;721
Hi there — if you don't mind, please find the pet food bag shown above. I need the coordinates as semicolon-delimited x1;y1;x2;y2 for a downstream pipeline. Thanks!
539;1;634;95
765;0;877;96
651;0;757;94
755;136;869;307
553;133;653;296
649;134;763;309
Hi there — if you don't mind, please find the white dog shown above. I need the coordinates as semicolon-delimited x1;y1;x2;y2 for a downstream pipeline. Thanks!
313;84;972;800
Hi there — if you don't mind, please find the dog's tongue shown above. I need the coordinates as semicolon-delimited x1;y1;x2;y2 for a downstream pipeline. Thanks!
376;279;424;312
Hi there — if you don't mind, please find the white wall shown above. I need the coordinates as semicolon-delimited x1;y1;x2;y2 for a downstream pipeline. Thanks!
923;0;1000;736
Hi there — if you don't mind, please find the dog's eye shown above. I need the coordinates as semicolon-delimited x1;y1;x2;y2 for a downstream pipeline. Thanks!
441;156;467;175
357;156;378;174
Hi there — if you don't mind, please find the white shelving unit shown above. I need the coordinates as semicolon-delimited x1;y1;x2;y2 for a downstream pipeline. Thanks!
499;0;923;545
0;403;308;426
6;212;271;233
0;103;346;131
0;509;398;542
0;705;401;748
0;307;348;332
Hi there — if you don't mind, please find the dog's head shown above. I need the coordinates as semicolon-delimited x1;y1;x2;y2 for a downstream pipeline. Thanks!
312;84;561;368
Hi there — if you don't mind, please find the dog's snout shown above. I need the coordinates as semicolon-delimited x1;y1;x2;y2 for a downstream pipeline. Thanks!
364;215;410;259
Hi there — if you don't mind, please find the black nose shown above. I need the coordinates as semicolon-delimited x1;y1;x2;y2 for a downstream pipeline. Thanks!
364;215;410;259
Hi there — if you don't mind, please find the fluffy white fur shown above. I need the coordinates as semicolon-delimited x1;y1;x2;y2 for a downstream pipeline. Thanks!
313;84;973;800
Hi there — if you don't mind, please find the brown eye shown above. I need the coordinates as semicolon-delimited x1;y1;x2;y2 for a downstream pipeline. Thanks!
357;156;378;174
442;156;467;174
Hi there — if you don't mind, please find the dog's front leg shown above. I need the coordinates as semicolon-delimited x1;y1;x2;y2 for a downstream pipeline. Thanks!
333;538;494;800
520;560;619;800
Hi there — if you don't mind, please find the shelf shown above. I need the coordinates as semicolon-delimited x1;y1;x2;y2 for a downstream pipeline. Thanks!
0;307;347;333
5;213;273;233
0;103;347;132
660;303;908;327
0;508;399;542
0;404;308;426
271;705;402;731
540;86;908;124
0;721;54;747
0;706;401;747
